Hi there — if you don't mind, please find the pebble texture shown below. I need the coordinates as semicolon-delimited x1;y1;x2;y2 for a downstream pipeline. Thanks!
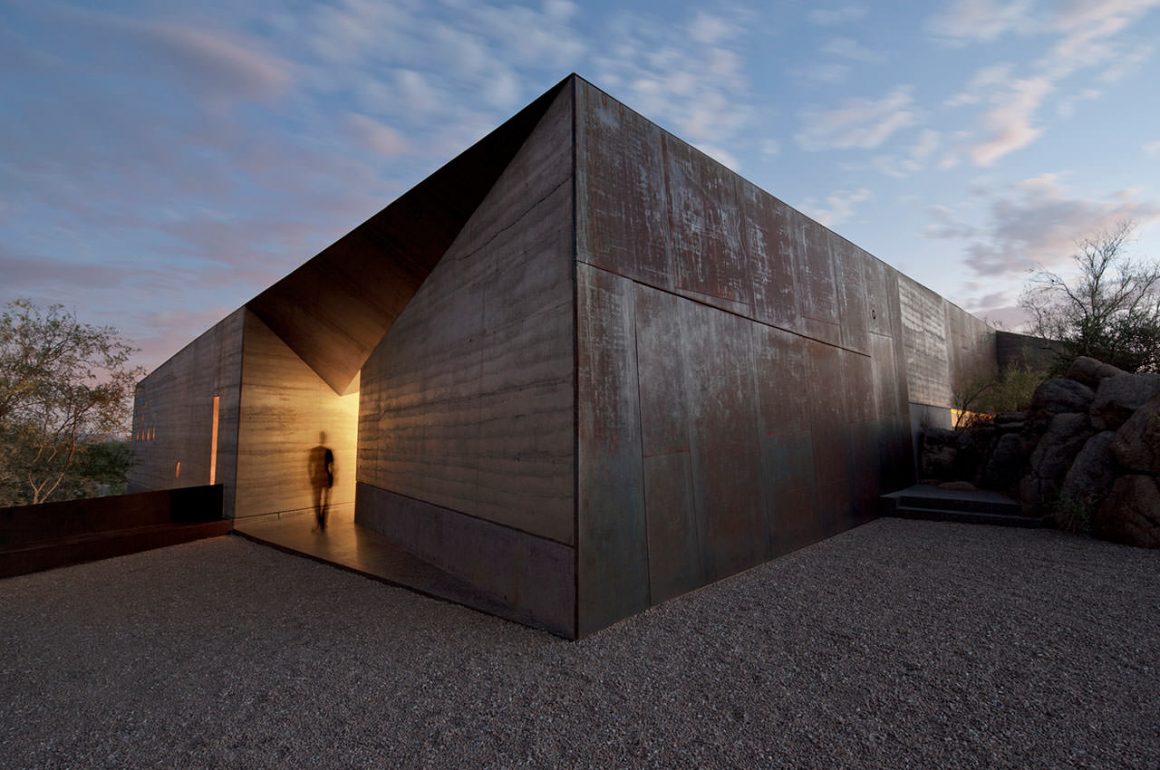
2;521;1158;769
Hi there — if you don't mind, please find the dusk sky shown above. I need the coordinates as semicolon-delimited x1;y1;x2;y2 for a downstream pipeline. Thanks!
3;0;1160;373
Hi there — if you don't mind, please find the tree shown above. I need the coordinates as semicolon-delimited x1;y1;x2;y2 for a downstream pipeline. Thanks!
1019;221;1160;372
0;299;144;506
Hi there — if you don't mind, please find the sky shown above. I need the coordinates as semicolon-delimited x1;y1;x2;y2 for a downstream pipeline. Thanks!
3;0;1160;373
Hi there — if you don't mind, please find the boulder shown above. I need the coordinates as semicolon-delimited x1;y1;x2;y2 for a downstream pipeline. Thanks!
1027;378;1095;432
1065;356;1126;389
980;432;1028;492
1059;431;1117;509
1089;373;1160;430
1111;393;1160;473
921;427;958;479
1094;475;1160;549
1029;413;1095;482
1023;412;1095;508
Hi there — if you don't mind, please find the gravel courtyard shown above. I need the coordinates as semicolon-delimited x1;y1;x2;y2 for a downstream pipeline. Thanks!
2;518;1157;769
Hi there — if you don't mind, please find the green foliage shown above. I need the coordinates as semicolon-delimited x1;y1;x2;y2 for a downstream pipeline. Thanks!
953;366;1048;428
1019;221;1160;373
1052;495;1093;537
0;300;143;506
70;439;134;497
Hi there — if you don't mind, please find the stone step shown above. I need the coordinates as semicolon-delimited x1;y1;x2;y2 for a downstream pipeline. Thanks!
889;504;1052;528
881;484;1049;528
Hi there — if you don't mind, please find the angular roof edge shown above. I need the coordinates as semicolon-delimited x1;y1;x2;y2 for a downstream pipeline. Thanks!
244;74;576;394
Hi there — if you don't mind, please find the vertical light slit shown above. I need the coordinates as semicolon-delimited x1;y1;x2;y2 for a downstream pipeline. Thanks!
209;395;220;485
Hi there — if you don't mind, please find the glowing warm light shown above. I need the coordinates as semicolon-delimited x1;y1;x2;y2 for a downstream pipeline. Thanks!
209;395;220;485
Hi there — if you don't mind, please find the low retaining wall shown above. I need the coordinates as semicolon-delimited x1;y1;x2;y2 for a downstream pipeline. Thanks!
1;486;224;548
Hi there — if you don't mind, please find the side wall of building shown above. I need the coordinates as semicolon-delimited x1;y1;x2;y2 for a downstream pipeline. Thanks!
574;80;947;635
233;312;359;519
354;87;576;636
898;275;997;410
128;309;245;517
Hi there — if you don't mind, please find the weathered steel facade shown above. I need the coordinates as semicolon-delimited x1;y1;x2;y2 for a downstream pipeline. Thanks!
130;75;996;638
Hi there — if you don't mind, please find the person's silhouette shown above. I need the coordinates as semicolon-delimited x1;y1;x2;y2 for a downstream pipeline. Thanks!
309;432;335;531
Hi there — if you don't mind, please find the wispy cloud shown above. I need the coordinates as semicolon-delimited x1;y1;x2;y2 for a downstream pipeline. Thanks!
945;64;1014;107
927;174;1160;276
128;21;294;103
925;205;979;239
925;0;1035;44
795;87;917;151
1145;140;1160;158
807;5;868;26
873;129;942;178
792;62;851;85
804;188;872;227
939;0;1160;165
970;76;1053;166
594;7;755;150
821;37;886;63
346;114;411;156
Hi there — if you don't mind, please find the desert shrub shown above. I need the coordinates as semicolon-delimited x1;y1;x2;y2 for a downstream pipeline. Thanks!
953;366;1048;428
1052;495;1092;536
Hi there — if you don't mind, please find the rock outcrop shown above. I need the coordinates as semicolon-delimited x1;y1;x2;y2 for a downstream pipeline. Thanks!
1065;356;1125;389
920;357;1160;548
1060;432;1117;509
1095;475;1160;548
1110;394;1160;474
1089;373;1160;430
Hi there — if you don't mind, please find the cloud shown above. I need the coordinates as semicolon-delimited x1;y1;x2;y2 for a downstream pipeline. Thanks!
821;37;886;63
795;87;917;151
1145;140;1160;158
793;62;851;85
0;252;136;291
1055;87;1101;118
925;0;1035;44
130;21;294;103
688;12;737;45
977;304;1031;330
873;129;942;177
945;64;1014;107
593;7;755;149
970;76;1053;165
924;205;979;239
298;0;585;120
808;5;868;25
34;6;293;105
927;174;1160;276
1098;41;1156;82
132;307;245;373
804;188;871;227
347;114;411;156
938;0;1160;165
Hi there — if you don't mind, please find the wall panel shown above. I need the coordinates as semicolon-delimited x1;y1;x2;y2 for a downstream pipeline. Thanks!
577;265;649;635
129;309;244;517
573;76;942;634
358;86;575;545
234;312;359;519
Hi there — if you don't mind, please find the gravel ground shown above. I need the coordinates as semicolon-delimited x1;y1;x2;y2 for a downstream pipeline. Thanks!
2;518;1158;769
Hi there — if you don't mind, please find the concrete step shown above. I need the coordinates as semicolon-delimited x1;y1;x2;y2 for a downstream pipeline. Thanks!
890;505;1052;528
882;484;1050;529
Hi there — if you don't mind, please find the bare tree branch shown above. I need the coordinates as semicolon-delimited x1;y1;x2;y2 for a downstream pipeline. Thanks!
1018;221;1160;372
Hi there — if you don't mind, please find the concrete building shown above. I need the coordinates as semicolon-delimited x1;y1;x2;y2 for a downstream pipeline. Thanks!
129;75;996;638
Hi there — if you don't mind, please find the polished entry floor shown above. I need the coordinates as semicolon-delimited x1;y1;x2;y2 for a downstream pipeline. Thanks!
233;506;512;618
